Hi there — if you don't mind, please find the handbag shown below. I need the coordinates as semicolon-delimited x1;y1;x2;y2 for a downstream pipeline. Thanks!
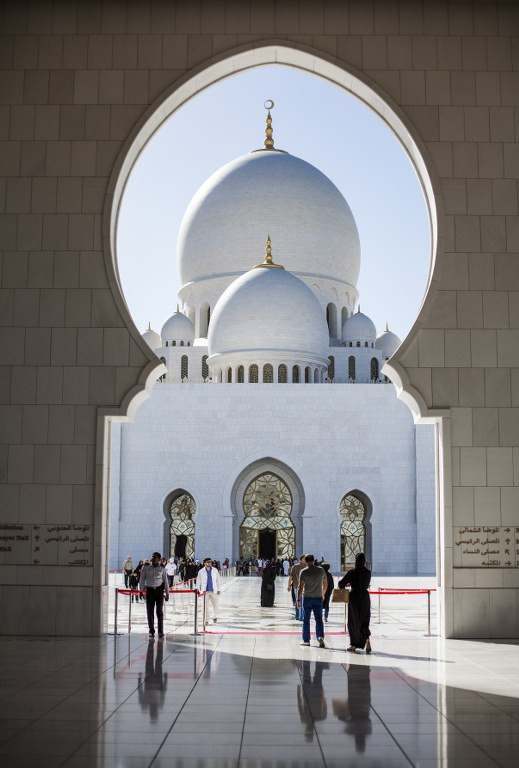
331;588;349;604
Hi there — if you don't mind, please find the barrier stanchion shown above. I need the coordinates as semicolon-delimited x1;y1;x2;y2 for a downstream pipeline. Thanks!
194;591;198;635
114;587;119;634
427;589;431;636
128;590;132;634
378;592;381;624
203;592;207;632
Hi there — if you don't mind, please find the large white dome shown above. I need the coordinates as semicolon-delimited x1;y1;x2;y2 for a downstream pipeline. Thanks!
208;253;329;366
177;151;360;289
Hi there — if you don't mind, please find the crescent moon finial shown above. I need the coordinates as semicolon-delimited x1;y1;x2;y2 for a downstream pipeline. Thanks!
263;99;275;150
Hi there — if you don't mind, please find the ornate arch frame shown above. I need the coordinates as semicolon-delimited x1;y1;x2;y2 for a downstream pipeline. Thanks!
162;488;197;560
230;457;305;562
99;40;447;633
338;489;373;571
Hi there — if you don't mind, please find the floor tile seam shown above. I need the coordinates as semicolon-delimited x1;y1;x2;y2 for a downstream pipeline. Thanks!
232;637;256;764
147;636;232;767
392;666;502;765
341;664;414;767
293;656;328;766
53;639;188;768
0;638;159;753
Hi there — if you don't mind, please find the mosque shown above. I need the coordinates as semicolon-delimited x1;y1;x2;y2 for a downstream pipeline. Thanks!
109;105;436;576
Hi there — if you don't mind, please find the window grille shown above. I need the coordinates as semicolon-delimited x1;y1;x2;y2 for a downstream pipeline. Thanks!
237;365;244;383
348;356;356;381
370;358;379;381
340;493;367;571
202;355;208;379
292;365;300;383
249;364;258;383
327;355;335;380
278;364;287;383
263;363;273;383
227;367;232;383
305;366;310;383
181;355;188;379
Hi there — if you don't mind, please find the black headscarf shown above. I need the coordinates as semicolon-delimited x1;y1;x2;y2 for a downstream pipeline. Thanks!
355;553;366;569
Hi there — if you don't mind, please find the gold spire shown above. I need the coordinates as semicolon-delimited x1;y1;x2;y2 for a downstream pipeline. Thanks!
385;322;389;332
147;321;151;331
254;235;285;270
176;304;179;313
357;305;361;314
264;100;275;150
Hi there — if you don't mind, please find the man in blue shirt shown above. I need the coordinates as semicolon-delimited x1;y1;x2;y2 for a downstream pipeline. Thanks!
196;557;221;623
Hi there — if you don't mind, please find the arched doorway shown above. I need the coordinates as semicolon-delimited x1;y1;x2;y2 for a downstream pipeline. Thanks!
167;491;196;559
339;492;372;570
240;472;295;560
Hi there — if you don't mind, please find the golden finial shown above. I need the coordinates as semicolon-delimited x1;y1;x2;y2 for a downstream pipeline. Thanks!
385;322;389;332
264;99;275;150
357;305;361;314
176;304;179;313
147;321;151;331
254;235;285;270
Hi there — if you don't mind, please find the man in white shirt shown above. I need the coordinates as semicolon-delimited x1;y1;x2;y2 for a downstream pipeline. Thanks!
165;558;177;588
139;552;169;639
196;557;221;624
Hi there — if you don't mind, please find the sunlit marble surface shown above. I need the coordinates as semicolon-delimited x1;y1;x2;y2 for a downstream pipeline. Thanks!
1;577;518;767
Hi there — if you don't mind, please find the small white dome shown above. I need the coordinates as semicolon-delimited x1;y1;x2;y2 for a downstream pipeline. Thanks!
208;249;329;366
177;150;360;290
161;310;194;345
343;309;377;344
376;326;401;359
142;325;161;350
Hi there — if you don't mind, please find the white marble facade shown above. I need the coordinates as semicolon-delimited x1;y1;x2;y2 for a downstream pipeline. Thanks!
109;383;436;575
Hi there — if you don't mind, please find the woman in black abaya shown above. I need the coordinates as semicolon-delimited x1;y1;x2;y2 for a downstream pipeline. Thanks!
338;552;372;653
260;561;276;607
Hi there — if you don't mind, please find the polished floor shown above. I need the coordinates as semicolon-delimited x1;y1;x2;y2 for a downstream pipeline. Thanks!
1;577;518;767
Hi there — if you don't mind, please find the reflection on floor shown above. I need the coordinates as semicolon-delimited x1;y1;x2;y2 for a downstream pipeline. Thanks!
1;577;518;767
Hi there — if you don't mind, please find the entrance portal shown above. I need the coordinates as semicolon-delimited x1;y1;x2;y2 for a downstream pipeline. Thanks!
259;529;276;560
239;472;295;560
174;534;188;558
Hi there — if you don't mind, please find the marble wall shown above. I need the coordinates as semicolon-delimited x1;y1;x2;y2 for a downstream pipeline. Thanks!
1;0;518;636
110;383;435;576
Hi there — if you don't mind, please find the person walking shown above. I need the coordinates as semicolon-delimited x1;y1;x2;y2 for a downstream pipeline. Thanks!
196;557;221;624
297;554;327;648
165;557;177;588
260;560;276;607
288;555;306;620
322;563;335;622
139;552;169;639
122;555;133;588
338;552;372;654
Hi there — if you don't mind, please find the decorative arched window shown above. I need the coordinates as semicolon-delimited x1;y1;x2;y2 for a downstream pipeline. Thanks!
365;341;368;347
181;355;188;379
199;303;210;337
201;355;209;379
237;365;245;383
240;472;295;561
356;341;360;347
314;368;319;383
292;365;300;383
305;366;311;383
180;340;184;346
278;364;287;383
340;494;367;570
348;356;356;381
159;356;167;383
327;355;335;380
169;491;195;559
263;363;274;383
172;340;176;346
341;306;348;328
326;303;337;337
227;367;232;383
249;364;258;383
370;358;379;381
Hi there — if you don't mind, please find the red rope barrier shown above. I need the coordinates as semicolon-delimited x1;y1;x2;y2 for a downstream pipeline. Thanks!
368;589;432;595
116;588;196;595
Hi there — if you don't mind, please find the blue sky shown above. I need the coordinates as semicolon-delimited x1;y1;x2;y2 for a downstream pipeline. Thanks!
117;64;431;342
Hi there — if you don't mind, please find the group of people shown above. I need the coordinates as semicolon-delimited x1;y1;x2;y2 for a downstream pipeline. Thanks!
261;552;372;653
125;550;372;653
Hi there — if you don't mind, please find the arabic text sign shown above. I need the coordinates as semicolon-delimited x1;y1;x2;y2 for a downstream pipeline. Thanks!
453;526;519;568
0;524;92;566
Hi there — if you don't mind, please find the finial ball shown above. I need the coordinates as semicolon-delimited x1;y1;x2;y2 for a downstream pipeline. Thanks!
264;99;274;110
